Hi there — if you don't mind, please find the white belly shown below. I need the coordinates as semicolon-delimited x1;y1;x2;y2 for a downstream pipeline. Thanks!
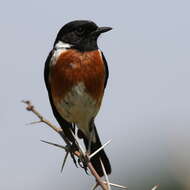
54;82;100;139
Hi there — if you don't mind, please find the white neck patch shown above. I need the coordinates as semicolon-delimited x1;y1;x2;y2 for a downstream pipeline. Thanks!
55;41;72;50
50;41;72;66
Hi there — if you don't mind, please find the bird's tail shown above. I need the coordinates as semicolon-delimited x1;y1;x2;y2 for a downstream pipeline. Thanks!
79;126;111;177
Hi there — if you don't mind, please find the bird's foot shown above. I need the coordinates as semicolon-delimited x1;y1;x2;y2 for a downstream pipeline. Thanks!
77;153;90;175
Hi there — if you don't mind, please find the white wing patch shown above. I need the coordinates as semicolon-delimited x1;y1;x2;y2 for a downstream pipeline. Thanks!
51;41;72;66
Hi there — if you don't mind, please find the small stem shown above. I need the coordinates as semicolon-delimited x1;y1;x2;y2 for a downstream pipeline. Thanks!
22;100;62;133
88;162;108;190
61;152;69;172
100;159;111;190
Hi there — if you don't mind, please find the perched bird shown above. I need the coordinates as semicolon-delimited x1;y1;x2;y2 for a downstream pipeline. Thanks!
44;20;112;177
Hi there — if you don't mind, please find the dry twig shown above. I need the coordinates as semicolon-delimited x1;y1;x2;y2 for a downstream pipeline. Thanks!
22;100;160;190
22;100;112;190
22;100;157;190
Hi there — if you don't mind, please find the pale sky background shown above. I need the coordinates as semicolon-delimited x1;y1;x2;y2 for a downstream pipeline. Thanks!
1;0;190;189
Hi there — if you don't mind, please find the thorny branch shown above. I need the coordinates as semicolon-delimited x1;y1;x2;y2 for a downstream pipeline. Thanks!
22;100;158;190
22;100;127;190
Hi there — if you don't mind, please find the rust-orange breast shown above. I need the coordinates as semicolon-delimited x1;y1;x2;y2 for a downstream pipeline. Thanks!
50;49;105;104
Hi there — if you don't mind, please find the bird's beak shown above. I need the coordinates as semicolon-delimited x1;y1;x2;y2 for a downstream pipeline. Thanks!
92;26;112;36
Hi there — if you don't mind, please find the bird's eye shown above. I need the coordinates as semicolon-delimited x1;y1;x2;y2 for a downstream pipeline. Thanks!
75;27;85;35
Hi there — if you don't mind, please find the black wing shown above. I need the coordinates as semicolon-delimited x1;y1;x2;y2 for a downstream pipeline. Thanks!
101;51;109;89
44;51;53;91
44;51;74;142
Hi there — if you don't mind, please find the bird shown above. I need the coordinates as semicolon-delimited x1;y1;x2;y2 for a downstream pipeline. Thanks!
44;20;112;177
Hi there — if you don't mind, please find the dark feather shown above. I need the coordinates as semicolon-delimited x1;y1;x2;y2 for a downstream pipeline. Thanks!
82;123;111;177
101;51;109;89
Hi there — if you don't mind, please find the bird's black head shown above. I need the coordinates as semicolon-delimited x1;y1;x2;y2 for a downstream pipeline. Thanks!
54;20;112;52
